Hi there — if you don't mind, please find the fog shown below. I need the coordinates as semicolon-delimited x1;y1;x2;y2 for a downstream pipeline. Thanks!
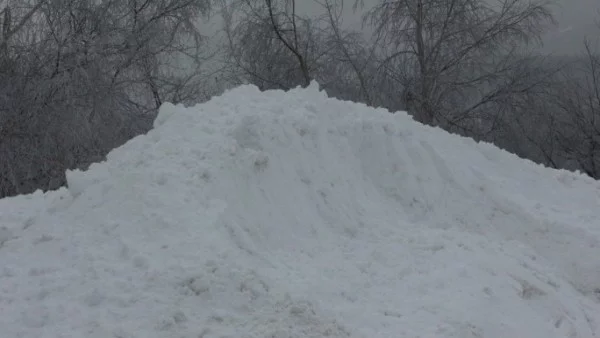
542;0;599;53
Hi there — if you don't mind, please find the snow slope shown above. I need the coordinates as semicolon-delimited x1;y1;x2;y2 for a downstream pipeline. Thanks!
1;82;599;338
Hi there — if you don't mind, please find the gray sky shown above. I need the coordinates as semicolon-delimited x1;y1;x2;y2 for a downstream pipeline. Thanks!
540;0;599;53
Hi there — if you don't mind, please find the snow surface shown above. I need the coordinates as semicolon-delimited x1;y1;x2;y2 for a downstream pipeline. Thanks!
1;82;599;338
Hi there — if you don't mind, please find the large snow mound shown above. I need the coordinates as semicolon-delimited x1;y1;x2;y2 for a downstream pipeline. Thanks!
1;83;599;338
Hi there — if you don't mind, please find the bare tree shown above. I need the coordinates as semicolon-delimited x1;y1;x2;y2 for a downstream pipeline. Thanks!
221;0;381;106
359;0;554;128
0;0;212;198
550;40;600;178
490;31;600;179
318;0;375;105
491;56;566;168
221;0;320;90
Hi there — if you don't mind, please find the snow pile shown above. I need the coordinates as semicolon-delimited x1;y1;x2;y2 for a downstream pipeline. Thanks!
1;83;599;338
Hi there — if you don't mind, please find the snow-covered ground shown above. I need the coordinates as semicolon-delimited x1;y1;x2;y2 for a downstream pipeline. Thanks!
1;83;599;338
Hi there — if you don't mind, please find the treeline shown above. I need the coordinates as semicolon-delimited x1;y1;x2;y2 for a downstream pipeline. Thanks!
0;0;599;198
0;0;214;197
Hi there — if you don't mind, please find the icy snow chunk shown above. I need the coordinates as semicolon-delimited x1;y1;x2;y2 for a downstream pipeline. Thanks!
65;162;110;198
232;115;263;151
153;102;180;128
0;226;12;245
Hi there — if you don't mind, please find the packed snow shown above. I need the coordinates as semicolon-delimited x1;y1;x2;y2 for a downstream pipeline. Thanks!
1;82;599;338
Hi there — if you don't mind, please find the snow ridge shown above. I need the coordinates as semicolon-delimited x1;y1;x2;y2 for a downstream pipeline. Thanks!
0;82;599;338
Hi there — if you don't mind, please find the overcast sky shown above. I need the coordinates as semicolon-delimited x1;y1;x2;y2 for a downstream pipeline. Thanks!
540;0;599;53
